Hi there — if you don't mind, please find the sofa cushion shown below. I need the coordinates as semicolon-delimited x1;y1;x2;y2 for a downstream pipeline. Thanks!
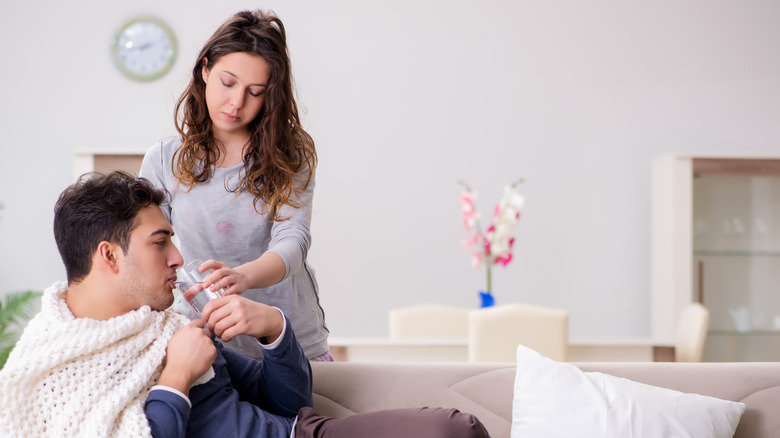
512;345;745;437
312;361;516;437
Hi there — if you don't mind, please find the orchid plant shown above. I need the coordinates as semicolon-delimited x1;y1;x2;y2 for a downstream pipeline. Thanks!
459;179;525;307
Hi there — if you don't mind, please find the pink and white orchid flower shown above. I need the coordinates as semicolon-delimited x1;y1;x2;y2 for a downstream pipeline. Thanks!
458;179;525;298
459;190;480;230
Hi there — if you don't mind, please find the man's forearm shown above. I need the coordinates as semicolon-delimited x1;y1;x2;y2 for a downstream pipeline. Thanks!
145;388;190;438
221;316;313;417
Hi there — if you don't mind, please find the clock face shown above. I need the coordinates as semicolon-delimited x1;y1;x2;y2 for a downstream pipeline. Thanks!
111;17;176;81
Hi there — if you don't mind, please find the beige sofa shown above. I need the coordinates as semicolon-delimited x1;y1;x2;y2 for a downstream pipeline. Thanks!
311;361;780;438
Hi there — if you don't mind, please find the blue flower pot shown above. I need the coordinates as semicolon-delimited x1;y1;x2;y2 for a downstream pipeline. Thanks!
479;291;495;308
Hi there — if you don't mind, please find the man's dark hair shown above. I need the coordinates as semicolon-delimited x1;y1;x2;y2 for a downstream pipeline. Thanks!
53;171;167;283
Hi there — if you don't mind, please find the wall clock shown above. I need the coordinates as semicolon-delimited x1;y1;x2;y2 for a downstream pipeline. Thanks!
110;16;177;82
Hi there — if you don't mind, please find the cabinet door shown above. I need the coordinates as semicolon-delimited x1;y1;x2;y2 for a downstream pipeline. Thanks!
692;159;780;361
652;155;780;361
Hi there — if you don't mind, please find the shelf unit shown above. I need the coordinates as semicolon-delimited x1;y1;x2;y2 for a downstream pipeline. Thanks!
652;154;780;361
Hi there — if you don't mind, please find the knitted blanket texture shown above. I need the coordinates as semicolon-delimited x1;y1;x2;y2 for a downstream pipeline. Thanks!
0;282;188;437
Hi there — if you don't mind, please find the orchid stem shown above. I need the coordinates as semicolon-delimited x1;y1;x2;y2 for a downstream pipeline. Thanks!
486;256;492;295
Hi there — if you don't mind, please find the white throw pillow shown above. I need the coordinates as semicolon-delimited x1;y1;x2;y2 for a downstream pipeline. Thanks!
511;345;745;438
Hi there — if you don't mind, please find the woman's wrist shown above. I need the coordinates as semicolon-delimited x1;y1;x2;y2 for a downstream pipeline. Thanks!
236;253;285;289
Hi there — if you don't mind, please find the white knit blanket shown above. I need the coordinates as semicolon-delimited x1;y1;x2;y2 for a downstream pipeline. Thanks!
0;282;189;437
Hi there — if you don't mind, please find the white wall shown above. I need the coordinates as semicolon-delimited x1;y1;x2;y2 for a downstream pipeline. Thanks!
2;0;779;340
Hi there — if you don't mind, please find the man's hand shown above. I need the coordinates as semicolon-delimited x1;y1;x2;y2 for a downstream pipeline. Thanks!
201;295;284;344
158;320;216;394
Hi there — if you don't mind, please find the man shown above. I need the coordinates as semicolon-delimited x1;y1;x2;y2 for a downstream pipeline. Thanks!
0;171;488;438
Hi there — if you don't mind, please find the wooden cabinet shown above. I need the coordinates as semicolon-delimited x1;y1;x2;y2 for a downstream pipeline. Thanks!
652;154;780;361
73;150;146;181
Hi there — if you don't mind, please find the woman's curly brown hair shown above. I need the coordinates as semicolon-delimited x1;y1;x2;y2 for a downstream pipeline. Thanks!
173;10;316;221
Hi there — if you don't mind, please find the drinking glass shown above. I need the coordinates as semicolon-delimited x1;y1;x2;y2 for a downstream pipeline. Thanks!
175;259;223;316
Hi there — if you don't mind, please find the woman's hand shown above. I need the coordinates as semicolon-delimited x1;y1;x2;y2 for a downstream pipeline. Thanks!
158;320;216;394
198;259;252;296
197;254;286;296
201;295;284;344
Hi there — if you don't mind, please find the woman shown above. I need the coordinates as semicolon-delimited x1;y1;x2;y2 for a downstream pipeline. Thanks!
140;10;330;361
